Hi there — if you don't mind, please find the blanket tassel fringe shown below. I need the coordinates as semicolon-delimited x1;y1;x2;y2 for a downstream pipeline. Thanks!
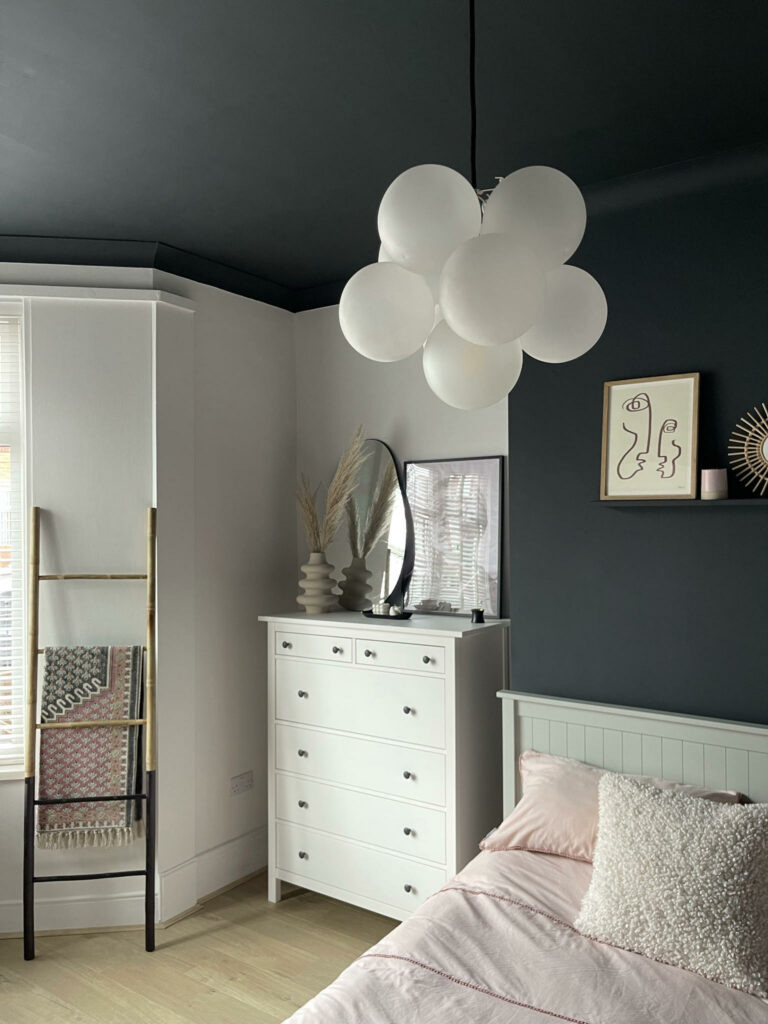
36;820;145;850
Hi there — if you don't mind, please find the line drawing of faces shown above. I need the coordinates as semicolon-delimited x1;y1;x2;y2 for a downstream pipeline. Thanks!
616;392;651;480
657;417;681;478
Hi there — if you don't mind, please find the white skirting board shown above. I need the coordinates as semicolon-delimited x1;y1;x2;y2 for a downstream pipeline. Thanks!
157;824;269;923
196;825;267;901
0;890;146;936
0;826;267;935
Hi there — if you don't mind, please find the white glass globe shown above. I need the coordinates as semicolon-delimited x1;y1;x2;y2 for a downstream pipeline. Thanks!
519;265;607;363
439;233;546;347
379;242;439;301
481;166;587;269
378;164;481;276
423;320;523;409
339;262;435;363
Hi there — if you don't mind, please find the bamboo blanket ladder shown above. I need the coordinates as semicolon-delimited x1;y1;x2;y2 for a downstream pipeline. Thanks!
23;506;157;961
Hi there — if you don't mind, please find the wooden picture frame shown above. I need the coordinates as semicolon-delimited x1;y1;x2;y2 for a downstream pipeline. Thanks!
600;372;700;500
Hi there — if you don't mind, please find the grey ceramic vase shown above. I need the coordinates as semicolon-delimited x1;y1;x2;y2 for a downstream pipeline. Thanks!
297;551;338;614
338;555;372;611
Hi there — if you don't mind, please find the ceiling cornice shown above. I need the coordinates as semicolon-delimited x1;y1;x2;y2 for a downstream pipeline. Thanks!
2;143;766;314
0;236;296;311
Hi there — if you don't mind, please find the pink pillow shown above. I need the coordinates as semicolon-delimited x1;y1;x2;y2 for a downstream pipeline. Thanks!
480;750;744;862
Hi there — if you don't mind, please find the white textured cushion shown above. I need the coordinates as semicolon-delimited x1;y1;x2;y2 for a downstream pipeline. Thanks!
575;773;768;997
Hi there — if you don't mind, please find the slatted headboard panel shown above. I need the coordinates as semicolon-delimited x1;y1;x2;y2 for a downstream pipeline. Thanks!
499;691;768;816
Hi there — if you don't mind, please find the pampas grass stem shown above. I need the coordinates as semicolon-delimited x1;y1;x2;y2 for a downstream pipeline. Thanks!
346;495;362;559
297;427;369;554
320;427;368;551
362;460;397;557
297;474;322;552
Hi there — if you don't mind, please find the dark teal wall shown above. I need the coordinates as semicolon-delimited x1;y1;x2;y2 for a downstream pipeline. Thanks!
507;172;768;724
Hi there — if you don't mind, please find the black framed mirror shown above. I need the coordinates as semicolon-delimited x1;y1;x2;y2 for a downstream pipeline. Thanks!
335;439;414;612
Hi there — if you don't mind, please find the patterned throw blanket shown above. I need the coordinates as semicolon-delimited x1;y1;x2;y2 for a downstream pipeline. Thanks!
37;646;144;849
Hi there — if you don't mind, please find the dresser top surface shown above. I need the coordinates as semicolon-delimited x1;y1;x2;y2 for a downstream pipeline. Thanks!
259;611;509;638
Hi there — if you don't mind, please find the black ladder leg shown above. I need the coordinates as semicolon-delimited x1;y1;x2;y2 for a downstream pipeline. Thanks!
145;769;156;952
23;776;35;960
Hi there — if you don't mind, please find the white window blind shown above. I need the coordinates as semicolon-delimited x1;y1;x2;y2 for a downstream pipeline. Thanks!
0;308;25;767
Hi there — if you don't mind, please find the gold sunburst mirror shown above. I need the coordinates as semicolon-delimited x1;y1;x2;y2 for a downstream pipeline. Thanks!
728;404;768;495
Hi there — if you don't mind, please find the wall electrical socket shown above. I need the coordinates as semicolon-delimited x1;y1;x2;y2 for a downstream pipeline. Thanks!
230;770;254;796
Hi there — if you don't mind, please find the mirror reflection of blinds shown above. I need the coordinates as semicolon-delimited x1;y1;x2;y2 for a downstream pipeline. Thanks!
0;309;24;767
408;466;492;612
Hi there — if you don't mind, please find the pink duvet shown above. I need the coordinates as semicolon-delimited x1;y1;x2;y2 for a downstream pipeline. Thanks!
286;849;768;1023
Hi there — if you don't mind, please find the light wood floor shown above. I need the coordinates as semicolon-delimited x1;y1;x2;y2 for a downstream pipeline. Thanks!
0;875;394;1024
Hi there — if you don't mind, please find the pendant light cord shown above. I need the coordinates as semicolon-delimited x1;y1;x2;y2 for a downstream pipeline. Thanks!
469;0;478;189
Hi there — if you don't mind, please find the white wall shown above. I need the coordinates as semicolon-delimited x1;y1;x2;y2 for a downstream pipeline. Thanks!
0;265;296;933
292;304;509;600
152;299;198;921
153;271;297;905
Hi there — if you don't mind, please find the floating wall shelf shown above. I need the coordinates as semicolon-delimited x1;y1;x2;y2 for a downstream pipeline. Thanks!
597;499;768;508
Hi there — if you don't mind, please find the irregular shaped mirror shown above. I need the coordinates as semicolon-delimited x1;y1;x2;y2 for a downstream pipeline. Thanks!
336;440;414;612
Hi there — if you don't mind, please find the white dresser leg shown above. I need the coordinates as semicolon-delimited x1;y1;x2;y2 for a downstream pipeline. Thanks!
268;872;283;903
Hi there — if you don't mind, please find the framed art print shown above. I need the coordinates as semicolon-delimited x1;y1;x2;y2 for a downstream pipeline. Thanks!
600;373;700;499
404;456;502;616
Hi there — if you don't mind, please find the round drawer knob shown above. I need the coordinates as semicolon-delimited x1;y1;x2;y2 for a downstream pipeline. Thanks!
402;706;412;715
282;641;292;649
422;655;430;664
403;827;413;836
403;770;413;779
332;645;342;654
364;649;374;658
298;850;308;859
298;749;308;757
297;689;308;698
403;884;413;893
298;800;308;808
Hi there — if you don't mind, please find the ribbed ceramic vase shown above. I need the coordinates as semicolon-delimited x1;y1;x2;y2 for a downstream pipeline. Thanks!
338;555;372;611
297;552;338;614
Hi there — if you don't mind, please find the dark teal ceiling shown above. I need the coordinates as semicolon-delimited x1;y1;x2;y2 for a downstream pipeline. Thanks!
1;1;766;309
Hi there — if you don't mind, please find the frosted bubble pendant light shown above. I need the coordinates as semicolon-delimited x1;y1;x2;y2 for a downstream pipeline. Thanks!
337;1;607;409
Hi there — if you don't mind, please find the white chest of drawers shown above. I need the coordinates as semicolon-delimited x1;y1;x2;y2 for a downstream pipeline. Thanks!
259;611;509;920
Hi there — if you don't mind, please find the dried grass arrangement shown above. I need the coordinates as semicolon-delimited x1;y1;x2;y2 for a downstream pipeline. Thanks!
346;495;363;559
358;460;398;557
297;427;368;554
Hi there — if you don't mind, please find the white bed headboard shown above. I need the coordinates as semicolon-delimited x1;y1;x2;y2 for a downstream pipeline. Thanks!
498;691;768;816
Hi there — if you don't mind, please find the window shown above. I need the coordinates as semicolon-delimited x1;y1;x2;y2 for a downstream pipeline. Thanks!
0;305;25;768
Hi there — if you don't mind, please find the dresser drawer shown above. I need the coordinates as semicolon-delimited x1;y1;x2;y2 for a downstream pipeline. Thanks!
276;631;352;663
276;774;447;864
276;661;445;748
277;821;446;914
275;723;446;805
355;638;445;673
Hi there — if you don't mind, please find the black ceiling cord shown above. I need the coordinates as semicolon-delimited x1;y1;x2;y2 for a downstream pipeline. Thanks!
469;0;478;190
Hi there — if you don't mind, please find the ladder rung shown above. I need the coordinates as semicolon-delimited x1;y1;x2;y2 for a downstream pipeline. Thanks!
37;719;147;730
34;870;147;883
35;794;146;805
37;646;148;654
39;574;148;581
